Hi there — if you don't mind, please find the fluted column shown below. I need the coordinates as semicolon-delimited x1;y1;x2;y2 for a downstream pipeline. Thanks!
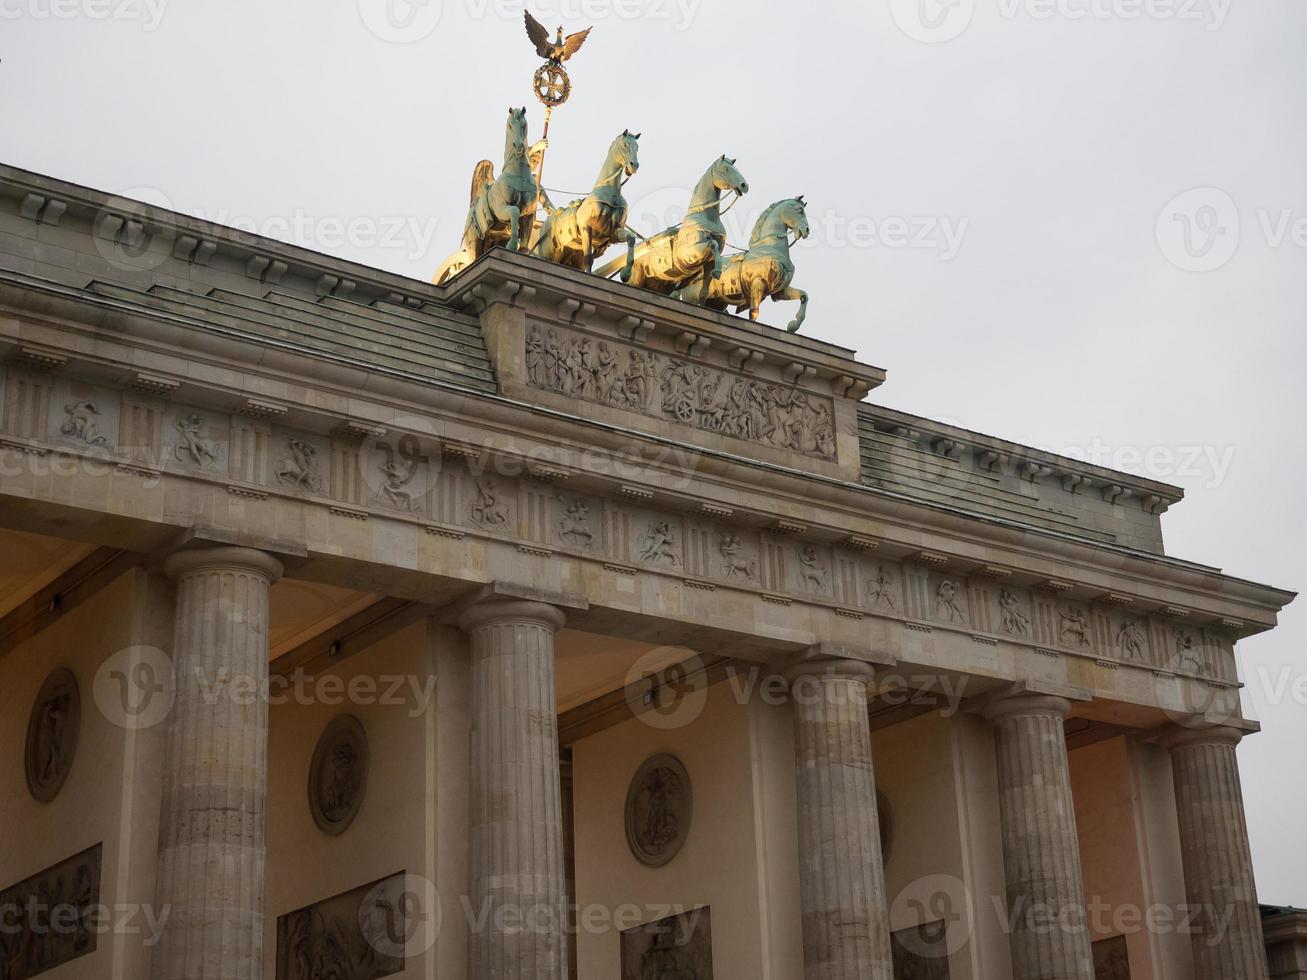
983;693;1094;980
1164;725;1269;980
154;546;283;980
787;657;892;980
459;599;569;980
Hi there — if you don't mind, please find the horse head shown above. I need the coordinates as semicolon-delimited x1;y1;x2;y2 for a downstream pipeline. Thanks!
710;155;749;197
783;196;811;241
612;129;641;177
505;106;529;160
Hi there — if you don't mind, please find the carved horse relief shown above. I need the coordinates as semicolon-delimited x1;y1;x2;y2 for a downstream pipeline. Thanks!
599;155;748;297
434;106;539;284
531;129;640;272
677;196;811;332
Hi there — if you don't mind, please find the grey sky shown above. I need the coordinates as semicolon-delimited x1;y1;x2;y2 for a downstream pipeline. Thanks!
3;0;1304;901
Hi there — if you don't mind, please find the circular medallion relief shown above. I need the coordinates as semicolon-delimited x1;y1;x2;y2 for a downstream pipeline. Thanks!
625;753;692;868
308;714;369;835
25;667;80;803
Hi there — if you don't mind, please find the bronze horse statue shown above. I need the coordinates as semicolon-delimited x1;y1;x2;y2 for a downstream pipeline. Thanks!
676;196;811;332
530;129;641;273
434;106;538;284
597;155;748;299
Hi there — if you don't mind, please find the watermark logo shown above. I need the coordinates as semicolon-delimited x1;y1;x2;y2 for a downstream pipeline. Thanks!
624;647;709;731
890;0;976;43
891;874;971;956
358;0;443;43
93;645;176;731
0;0;169;31
1155;187;1239;272
361;873;441;958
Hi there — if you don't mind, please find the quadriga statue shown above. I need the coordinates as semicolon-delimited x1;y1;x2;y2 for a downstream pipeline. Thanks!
597;155;748;299
675;196;811;333
530;129;641;274
434;106;539;285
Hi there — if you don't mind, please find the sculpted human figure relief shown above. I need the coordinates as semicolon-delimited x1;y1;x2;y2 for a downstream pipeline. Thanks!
718;532;756;581
998;589;1031;635
470;479;509;528
60;401;108;446
557;496;595;548
172;413;218;467
377;436;422;512
638;520;680;566
1172;628;1204;672
868;565;897;608
1059;605;1092;647
675;196;811;333
276;439;323;493
1116;617;1146;661
936;579;965;623
798;545;827;592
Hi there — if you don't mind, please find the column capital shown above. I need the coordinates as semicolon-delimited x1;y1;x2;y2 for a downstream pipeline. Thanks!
982;692;1074;724
1157;722;1247;752
162;545;284;583
782;654;876;686
458;598;566;634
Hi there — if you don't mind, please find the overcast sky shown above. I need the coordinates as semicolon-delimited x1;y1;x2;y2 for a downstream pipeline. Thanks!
3;0;1304;901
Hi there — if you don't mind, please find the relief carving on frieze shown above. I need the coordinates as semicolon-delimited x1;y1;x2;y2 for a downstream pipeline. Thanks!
891;920;951;979
525;323;837;460
1092;935;1131;979
620;906;713;980
0;843;102;979
276;872;421;980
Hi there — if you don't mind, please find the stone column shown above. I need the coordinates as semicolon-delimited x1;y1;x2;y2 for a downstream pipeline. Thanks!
459;599;569;980
787;657;893;980
153;546;283;980
983;693;1094;980
1164;725;1270;980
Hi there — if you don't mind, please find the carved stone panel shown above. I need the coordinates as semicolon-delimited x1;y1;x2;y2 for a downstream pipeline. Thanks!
891;920;951;979
625;753;692;867
526;323;837;461
272;429;329;496
620;907;713;980
364;433;430;514
0;843;102;979
275;872;410;980
163;405;228;473
308;714;369;836
1092;935;1131;979
25;667;80;803
49;380;117;452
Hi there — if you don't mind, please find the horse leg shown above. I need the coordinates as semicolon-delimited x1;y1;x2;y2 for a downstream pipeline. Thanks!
748;276;768;321
775;285;808;332
504;204;522;251
579;223;594;272
621;231;636;283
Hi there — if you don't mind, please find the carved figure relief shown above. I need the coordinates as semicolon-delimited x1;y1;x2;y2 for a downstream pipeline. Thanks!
470;479;509;528
172;413;218;467
798;545;827;592
1116;618;1146;661
276;439;324;493
276;872;408;980
1059;606;1092;647
935;580;965;624
376;436;422;512
557;497;595;548
1091;935;1131;979
59;401;108;446
891;920;951;979
718;532;755;580
1172;629;1203;673
308;715;369;836
0;843;102;978
621;907;713;980
998;589;1031;636
525;324;837;460
625;754;693;867
638;521;680;566
25;667;80;803
868;565;897;608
